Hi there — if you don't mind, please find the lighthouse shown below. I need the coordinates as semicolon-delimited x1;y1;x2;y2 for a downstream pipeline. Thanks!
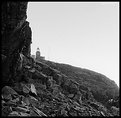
35;47;45;61
36;47;41;59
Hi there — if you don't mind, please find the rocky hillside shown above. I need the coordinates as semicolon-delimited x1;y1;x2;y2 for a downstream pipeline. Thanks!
1;2;119;117
43;61;119;104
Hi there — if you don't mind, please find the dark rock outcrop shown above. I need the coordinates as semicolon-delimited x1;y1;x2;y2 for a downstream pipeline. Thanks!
2;2;32;85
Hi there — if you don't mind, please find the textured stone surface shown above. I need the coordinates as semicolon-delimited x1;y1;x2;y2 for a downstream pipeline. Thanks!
2;2;31;85
2;86;18;100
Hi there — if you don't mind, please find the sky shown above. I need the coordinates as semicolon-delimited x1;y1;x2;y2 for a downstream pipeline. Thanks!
27;2;119;87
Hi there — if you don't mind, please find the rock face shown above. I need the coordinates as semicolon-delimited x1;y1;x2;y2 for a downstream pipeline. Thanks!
1;54;119;116
2;2;119;117
2;2;32;85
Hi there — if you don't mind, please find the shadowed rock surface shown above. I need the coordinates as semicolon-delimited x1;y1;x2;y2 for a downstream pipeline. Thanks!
2;2;31;86
1;2;119;117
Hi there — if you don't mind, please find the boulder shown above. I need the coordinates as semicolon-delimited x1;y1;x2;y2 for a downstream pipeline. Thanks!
2;86;18;100
13;106;30;113
10;97;20;104
53;73;62;85
19;112;30;116
22;97;30;106
2;100;5;105
21;83;30;94
2;106;12;116
8;111;20;116
30;84;37;96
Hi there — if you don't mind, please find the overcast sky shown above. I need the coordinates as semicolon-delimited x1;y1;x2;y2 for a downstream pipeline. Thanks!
27;2;119;87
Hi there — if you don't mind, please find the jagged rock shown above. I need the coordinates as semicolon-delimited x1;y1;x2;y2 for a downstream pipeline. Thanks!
28;96;39;107
100;111;105;116
2;100;5;105
30;95;38;101
36;61;52;75
8;111;20;116
53;73;62;85
30;84;37;96
2;106;12;116
21;54;29;66
61;79;79;95
13;106;30;113
7;97;20;106
18;53;24;70
33;106;47;117
2;86;18;101
4;101;17;107
30;108;39;116
3;94;12;101
22;97;30;106
21;83;30;94
19;101;27;108
20;95;38;107
19;112;30;116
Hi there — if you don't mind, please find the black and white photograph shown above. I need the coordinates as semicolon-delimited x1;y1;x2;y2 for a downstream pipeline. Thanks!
1;1;119;116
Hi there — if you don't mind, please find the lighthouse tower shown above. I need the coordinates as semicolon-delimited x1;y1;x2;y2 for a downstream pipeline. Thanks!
35;47;45;61
36;47;41;60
